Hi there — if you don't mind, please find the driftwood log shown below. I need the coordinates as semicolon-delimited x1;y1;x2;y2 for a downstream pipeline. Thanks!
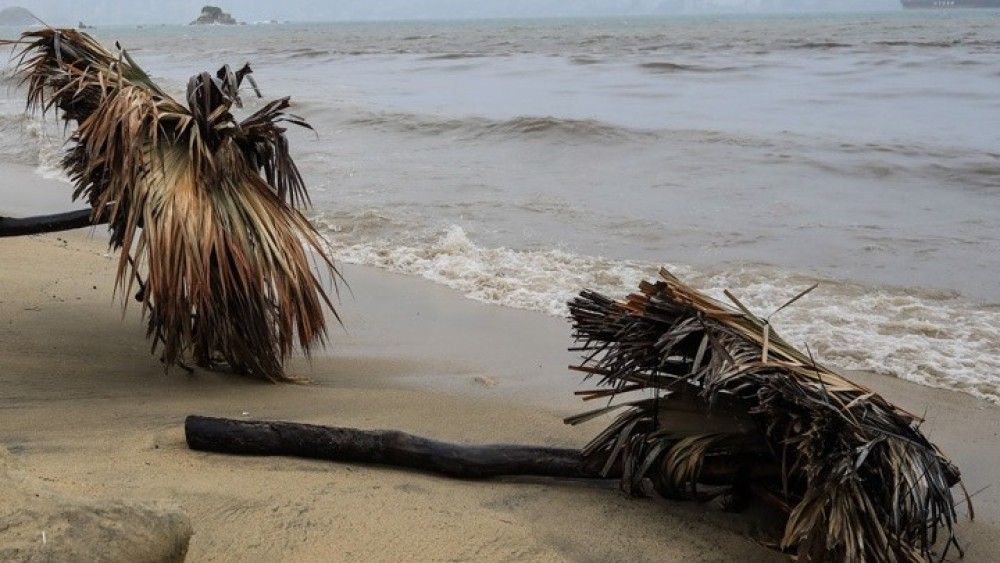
0;207;109;237
185;415;601;479
185;415;772;493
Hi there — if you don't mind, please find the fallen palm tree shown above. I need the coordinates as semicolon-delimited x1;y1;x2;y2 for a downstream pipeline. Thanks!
186;270;969;562
566;269;968;562
1;29;338;380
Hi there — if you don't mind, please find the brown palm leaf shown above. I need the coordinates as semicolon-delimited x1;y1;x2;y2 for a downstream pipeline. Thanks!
567;268;968;562
7;28;339;381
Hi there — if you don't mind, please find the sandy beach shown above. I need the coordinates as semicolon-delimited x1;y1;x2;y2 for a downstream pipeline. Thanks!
0;168;997;561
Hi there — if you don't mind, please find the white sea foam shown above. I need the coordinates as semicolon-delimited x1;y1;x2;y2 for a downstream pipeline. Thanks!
326;225;1000;404
30;123;72;184
332;224;662;315
0;112;72;183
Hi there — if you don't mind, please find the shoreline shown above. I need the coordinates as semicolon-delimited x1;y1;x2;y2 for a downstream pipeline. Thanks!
6;158;1000;405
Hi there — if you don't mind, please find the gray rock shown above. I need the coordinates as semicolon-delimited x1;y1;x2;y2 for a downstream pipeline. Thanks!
190;6;237;25
0;450;192;562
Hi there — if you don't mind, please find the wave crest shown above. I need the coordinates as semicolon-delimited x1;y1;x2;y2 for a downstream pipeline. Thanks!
345;112;651;142
0;112;70;181
638;61;741;73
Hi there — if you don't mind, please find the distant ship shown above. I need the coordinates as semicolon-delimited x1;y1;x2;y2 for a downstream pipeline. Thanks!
902;0;1000;7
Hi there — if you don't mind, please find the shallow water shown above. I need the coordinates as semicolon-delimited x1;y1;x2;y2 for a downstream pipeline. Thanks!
1;12;998;401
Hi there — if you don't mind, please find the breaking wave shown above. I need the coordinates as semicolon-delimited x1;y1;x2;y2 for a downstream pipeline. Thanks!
319;223;1000;405
0;112;69;181
0;114;44;166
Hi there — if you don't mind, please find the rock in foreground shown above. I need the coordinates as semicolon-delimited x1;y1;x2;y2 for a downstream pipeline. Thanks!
0;449;192;562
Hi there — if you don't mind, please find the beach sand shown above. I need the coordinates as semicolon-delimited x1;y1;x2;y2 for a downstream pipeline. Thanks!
1;169;998;561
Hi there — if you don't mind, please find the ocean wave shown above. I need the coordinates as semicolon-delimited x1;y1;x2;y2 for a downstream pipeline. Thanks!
926;161;1000;193
285;48;332;60
337;108;799;148
320;224;1000;404
421;53;488;61
799;151;1000;193
0;112;69;181
0;114;43;165
344;112;653;142
638;61;741;73
787;41;853;50
474;116;645;140
873;40;962;48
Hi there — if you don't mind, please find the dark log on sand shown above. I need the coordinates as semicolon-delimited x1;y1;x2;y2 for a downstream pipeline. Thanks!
185;415;601;479
185;415;777;499
0;207;109;237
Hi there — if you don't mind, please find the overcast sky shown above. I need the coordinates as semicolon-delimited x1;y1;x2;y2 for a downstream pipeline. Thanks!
6;1;903;26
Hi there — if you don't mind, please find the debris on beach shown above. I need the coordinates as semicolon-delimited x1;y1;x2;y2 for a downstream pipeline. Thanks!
184;268;969;561
3;29;338;381
567;268;968;562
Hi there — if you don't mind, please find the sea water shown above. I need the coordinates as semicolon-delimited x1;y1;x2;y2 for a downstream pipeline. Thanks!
1;11;998;401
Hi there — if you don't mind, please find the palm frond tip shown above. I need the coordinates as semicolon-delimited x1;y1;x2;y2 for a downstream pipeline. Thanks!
7;28;339;381
567;268;968;562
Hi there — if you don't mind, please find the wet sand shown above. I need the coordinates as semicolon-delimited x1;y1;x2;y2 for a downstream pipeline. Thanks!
1;171;998;561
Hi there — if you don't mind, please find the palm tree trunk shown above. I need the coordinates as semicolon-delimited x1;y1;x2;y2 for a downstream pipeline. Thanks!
0;207;109;237
185;415;599;479
184;415;774;487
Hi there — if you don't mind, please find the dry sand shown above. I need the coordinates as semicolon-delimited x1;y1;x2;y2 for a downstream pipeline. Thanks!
0;232;782;562
1;171;998;561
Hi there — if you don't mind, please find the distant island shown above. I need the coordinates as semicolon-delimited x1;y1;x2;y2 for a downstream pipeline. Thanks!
0;6;35;26
190;5;237;25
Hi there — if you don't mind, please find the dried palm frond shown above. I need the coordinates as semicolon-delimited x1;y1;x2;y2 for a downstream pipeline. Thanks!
567;268;968;562
6;28;338;381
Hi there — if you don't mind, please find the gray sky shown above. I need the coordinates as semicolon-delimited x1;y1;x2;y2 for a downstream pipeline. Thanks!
7;1;903;26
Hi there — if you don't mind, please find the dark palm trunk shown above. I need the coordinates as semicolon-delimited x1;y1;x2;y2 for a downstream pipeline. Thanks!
0;207;109;237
